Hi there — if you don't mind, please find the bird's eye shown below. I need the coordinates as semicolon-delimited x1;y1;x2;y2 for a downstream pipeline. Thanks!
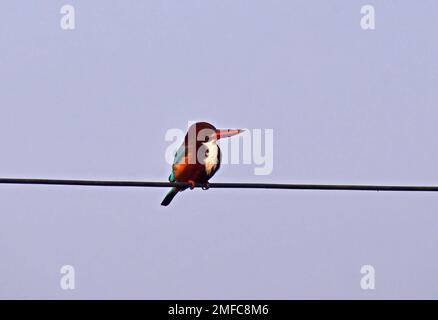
205;150;209;157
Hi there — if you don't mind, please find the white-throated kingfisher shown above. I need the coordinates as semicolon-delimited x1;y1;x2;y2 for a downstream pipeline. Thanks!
161;122;244;206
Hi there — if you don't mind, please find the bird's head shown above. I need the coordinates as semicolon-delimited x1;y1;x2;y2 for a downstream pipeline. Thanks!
185;122;244;144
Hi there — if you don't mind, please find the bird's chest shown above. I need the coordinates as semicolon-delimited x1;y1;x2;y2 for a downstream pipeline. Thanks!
203;142;219;175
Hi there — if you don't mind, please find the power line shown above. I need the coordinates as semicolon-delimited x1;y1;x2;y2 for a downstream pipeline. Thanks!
1;178;438;192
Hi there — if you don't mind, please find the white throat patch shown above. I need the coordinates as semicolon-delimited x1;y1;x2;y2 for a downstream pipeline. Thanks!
202;140;219;175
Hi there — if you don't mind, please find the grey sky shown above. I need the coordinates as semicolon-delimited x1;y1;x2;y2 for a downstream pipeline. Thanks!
0;0;437;299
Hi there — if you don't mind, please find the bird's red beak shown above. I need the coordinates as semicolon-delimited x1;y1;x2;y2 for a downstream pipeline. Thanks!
215;129;244;140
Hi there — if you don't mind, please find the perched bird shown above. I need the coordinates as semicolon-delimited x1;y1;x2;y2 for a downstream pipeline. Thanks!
161;122;244;206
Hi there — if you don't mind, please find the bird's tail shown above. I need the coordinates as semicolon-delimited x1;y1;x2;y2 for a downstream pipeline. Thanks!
161;187;179;206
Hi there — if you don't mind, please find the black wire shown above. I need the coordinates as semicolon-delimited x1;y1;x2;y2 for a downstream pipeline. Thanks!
1;178;438;192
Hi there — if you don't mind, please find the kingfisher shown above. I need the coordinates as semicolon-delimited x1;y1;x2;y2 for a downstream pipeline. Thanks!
161;122;244;206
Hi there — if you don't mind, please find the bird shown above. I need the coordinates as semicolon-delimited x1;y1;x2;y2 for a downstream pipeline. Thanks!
161;122;244;206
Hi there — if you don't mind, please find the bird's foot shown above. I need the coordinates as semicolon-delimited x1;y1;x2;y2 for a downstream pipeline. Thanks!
188;180;196;190
202;182;210;190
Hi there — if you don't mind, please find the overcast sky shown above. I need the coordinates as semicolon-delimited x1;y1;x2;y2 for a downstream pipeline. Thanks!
1;0;438;299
